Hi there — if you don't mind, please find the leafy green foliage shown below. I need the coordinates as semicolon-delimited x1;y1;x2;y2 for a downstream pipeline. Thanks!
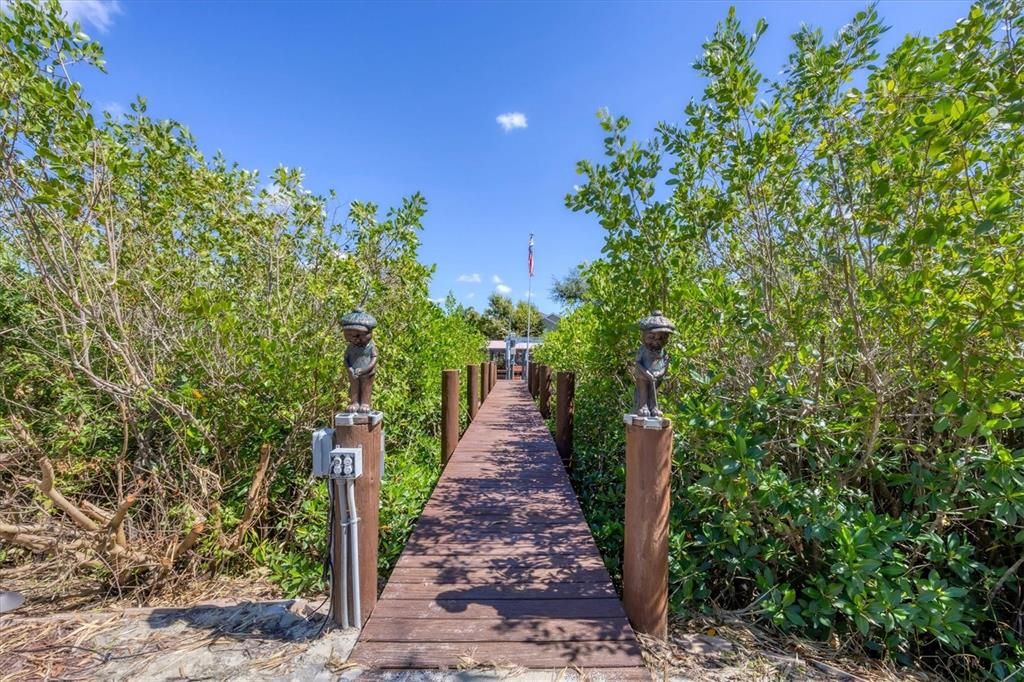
0;0;482;593
539;2;1024;676
550;263;590;309
459;292;545;339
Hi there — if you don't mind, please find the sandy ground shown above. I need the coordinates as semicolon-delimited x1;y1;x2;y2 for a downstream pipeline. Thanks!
0;594;926;681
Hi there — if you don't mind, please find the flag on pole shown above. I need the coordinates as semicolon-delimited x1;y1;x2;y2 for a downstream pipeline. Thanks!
528;234;535;277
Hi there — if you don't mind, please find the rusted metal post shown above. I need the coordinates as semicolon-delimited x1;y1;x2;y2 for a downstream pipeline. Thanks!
538;364;552;418
333;416;383;626
441;370;459;466
555;371;574;467
467;364;479;422
623;420;672;640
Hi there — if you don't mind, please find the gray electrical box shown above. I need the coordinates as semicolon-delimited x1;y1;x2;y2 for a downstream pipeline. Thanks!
312;427;363;480
329;446;362;479
311;428;334;477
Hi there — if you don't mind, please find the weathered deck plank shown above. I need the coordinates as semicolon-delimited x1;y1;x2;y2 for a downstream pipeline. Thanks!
349;381;649;678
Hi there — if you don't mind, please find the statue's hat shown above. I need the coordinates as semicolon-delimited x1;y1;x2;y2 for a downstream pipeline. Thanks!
639;310;675;333
341;308;377;332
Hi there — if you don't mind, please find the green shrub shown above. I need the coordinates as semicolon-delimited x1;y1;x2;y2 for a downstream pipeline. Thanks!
538;2;1024;677
0;0;482;593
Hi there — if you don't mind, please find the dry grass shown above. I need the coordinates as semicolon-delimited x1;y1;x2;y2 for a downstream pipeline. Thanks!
454;650;528;678
0;572;286;680
0;564;281;616
636;618;947;681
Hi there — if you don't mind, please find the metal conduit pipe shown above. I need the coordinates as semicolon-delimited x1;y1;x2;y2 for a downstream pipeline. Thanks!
347;478;361;628
335;480;350;629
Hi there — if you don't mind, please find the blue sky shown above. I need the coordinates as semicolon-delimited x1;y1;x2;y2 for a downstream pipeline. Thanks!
66;0;971;313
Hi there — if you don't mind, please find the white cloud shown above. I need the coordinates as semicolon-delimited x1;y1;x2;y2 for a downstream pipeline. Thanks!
61;0;122;32
496;112;527;132
495;284;512;295
492;275;503;284
429;297;445;305
457;273;481;284
101;101;125;121
258;184;291;215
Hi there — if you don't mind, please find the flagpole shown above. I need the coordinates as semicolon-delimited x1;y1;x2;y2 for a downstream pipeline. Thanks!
525;234;533;383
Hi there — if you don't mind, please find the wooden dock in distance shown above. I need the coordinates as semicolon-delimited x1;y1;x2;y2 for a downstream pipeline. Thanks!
350;380;649;679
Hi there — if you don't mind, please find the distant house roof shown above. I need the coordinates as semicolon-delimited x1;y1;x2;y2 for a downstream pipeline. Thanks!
484;339;543;352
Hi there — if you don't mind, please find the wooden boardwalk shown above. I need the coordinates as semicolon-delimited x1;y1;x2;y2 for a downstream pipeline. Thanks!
351;380;649;678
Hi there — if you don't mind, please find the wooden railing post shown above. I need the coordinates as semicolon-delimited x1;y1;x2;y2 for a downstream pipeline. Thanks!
623;419;672;640
555;371;574;467
480;361;488;403
441;369;458;466
538;365;552;418
467;364;479;422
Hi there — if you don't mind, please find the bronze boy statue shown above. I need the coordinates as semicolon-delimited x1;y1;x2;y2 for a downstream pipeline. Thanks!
631;311;675;418
341;308;378;413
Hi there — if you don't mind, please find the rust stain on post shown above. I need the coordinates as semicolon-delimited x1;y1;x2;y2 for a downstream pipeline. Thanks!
555;372;575;467
623;422;672;640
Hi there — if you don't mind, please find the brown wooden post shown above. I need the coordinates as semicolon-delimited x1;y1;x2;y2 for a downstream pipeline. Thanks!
333;416;383;626
623;420;672;640
528;363;536;397
480;362;488;403
441;369;459;466
538;364;552;418
555;371;574;467
466;364;479;422
491;361;497;386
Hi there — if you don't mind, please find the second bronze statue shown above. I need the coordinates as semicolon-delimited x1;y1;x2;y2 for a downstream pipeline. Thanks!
341;308;378;413
630;310;675;418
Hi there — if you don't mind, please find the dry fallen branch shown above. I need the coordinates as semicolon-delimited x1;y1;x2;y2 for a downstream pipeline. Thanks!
80;500;113;525
0;437;202;588
173;521;205;560
106;493;136;544
37;456;100;532
232;443;271;548
0;524;57;553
